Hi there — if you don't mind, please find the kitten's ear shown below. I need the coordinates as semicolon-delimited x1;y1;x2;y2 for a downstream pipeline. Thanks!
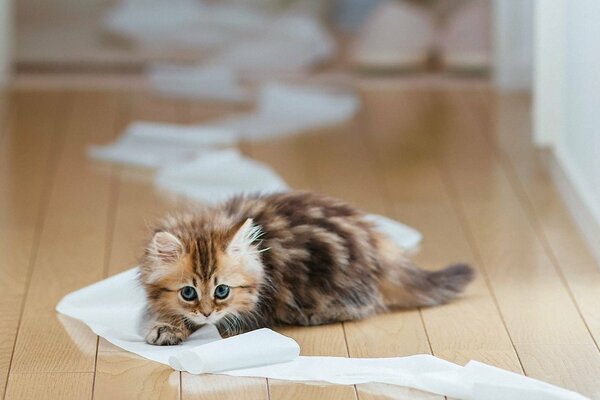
227;218;262;256
149;231;184;263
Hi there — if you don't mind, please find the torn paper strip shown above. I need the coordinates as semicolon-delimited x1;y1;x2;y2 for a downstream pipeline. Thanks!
88;122;237;168
210;14;335;76
204;83;359;140
365;214;423;252
103;0;334;75
56;267;588;400
147;64;251;102
89;83;359;167
103;0;269;52
154;149;290;204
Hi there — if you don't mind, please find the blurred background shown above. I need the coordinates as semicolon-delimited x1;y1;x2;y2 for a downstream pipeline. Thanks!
3;2;600;399
5;0;531;87
1;0;597;261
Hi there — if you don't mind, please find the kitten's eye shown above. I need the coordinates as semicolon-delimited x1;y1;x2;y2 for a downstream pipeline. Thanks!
180;286;198;301
214;284;230;300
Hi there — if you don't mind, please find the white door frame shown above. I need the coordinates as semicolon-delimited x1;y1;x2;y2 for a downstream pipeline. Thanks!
0;0;13;86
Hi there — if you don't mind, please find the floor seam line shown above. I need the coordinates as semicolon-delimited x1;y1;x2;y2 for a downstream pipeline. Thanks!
2;93;72;399
468;90;600;354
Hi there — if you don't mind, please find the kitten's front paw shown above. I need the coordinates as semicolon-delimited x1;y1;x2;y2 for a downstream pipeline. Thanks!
145;324;186;346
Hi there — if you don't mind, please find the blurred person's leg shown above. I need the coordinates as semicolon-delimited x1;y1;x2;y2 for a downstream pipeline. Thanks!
350;0;435;70
438;0;491;71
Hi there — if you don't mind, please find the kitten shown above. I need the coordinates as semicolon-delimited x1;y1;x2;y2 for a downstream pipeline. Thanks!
140;191;474;345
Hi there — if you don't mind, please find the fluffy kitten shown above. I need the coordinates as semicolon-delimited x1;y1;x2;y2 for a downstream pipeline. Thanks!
140;191;473;345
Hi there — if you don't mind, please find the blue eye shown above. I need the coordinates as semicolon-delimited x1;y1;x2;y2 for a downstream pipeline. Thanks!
214;284;230;300
180;286;197;301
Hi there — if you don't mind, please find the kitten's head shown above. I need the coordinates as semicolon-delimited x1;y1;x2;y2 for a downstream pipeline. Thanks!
139;214;266;328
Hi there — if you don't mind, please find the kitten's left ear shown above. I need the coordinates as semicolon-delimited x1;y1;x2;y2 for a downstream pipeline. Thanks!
149;231;184;263
227;218;262;256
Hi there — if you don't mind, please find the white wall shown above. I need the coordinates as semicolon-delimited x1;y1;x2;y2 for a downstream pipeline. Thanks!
560;0;600;223
534;0;600;265
0;0;13;85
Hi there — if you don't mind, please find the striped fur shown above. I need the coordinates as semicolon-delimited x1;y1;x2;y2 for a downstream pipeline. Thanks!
139;191;474;345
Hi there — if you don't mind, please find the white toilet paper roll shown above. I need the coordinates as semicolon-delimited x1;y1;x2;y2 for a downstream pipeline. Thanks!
169;328;300;374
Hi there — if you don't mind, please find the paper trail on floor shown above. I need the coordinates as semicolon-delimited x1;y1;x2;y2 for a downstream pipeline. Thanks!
88;122;237;168
56;267;588;400
209;14;334;76
147;64;251;102
89;83;359;167
365;213;422;253
104;0;270;52
155;149;289;204
203;83;359;140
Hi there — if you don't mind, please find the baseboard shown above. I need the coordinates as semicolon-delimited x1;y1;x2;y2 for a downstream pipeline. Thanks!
548;147;600;266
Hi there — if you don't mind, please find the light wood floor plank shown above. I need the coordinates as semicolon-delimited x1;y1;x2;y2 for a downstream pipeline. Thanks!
95;351;179;400
470;90;600;348
242;135;312;191
9;91;121;377
4;85;598;399
0;91;67;397
102;91;179;280
359;87;523;373
182;374;268;400
4;372;94;400
93;92;181;400
438;89;600;397
295;116;438;400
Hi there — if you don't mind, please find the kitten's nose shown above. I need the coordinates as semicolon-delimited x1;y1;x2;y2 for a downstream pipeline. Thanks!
201;311;211;317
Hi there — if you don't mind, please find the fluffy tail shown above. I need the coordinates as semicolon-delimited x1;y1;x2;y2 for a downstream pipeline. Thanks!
381;262;475;308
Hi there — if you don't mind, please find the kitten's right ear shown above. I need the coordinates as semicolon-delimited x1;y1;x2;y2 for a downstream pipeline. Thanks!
148;231;184;263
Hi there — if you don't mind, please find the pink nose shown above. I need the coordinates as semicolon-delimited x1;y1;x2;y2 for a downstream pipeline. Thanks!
201;311;211;317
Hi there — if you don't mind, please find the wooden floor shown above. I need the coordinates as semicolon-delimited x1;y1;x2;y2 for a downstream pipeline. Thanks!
1;81;600;400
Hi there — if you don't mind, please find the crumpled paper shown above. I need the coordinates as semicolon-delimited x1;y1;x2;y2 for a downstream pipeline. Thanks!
104;0;334;76
147;65;251;102
56;266;588;400
154;149;289;204
202;82;359;140
88;121;236;168
208;13;334;76
103;0;270;52
89;83;359;167
364;213;422;253
104;0;336;103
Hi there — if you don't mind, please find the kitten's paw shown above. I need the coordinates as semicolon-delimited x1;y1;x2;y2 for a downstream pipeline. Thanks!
145;324;186;346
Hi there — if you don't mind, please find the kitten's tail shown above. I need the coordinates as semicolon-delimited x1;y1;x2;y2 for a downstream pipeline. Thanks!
382;261;475;308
